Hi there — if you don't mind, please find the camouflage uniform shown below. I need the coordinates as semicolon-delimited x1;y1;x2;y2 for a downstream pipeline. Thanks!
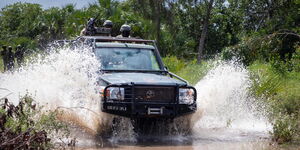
6;46;14;71
1;45;8;71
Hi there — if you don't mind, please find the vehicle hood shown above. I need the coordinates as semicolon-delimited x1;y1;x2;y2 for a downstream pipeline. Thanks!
99;72;186;85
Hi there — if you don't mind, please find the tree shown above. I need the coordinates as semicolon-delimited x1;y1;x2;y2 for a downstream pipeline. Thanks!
0;3;43;48
130;0;173;55
197;0;214;63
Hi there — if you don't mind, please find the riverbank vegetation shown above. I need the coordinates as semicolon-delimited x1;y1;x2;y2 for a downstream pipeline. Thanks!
0;0;299;144
249;60;300;144
0;95;70;149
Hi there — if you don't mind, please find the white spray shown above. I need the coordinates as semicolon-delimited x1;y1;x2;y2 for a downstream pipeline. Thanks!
0;47;109;135
192;61;271;141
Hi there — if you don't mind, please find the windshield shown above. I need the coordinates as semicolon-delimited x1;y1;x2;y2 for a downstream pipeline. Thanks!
95;47;161;71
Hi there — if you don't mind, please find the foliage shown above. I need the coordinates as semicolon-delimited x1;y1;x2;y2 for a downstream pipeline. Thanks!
0;0;299;59
176;61;212;85
288;47;300;72
249;62;300;143
271;114;298;144
222;33;300;69
162;56;211;85
162;55;186;73
0;0;300;144
0;95;70;149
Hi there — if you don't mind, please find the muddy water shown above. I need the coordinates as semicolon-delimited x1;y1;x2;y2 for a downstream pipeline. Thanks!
69;127;273;150
70;130;273;150
75;142;273;150
0;47;288;149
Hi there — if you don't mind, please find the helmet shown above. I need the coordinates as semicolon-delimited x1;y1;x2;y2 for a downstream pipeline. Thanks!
17;45;21;49
87;18;95;26
2;45;7;49
88;18;94;22
8;46;12;50
120;24;131;32
103;20;113;28
120;24;131;37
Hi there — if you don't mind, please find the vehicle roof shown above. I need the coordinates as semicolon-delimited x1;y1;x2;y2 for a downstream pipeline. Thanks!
95;42;155;49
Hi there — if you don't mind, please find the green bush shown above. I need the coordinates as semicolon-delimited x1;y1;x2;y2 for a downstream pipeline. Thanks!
271;114;298;143
221;36;263;65
176;60;212;85
249;62;300;143
162;55;187;73
162;56;211;85
269;47;300;74
290;47;300;72
0;95;70;149
222;35;300;69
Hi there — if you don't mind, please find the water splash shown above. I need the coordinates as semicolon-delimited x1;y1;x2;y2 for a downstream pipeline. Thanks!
0;47;111;136
109;117;137;144
192;61;271;141
0;45;271;145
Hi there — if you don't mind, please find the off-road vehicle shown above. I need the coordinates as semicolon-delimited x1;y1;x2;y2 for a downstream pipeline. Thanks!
59;21;197;133
76;36;197;119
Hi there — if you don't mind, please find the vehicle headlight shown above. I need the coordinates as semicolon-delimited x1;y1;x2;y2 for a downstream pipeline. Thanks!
179;88;195;105
106;87;125;100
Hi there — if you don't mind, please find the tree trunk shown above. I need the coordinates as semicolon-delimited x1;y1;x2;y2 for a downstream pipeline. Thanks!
150;0;163;55
197;0;214;64
155;16;162;55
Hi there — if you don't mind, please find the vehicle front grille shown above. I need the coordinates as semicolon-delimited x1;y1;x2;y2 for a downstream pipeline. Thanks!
124;87;133;101
124;86;175;103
